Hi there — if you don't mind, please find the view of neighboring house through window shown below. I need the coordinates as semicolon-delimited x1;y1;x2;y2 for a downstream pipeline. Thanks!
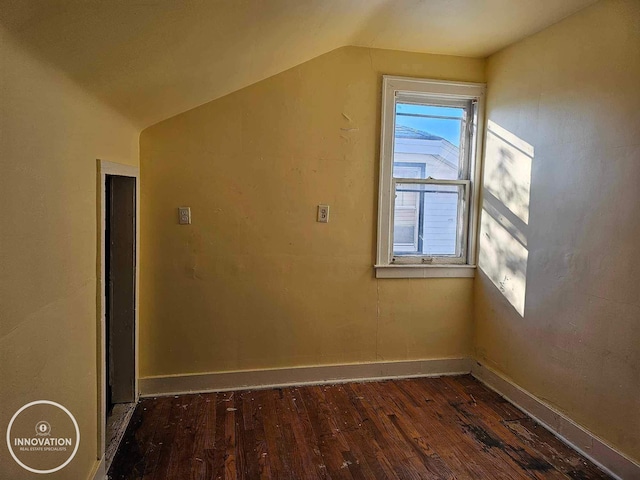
393;104;466;257
376;76;485;274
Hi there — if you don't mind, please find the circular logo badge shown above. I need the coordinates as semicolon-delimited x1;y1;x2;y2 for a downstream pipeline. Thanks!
6;400;80;474
34;421;51;437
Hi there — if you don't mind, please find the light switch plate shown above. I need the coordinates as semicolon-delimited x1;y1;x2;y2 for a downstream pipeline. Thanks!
317;204;329;223
178;207;191;225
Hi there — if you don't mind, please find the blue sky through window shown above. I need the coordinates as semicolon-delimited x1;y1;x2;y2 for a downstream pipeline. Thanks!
395;103;463;146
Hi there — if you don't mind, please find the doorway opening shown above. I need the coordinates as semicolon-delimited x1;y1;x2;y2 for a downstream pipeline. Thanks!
98;161;140;474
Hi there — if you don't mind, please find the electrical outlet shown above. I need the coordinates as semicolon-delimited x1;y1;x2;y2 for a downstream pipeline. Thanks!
317;204;329;223
178;207;191;225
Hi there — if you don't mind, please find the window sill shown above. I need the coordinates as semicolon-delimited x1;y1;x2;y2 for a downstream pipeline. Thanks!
374;264;476;279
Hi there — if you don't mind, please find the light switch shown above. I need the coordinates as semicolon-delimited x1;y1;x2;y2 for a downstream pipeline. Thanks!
317;204;329;223
178;207;191;225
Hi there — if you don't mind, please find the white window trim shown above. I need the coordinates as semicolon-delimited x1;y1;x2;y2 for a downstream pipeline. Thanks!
375;76;486;279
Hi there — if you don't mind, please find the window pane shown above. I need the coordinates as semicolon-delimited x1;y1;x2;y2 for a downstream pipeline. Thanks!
393;164;423;179
394;103;465;180
393;183;463;257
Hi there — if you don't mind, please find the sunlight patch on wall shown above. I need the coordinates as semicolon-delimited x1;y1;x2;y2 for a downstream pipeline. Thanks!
479;121;533;317
484;120;532;225
479;211;528;316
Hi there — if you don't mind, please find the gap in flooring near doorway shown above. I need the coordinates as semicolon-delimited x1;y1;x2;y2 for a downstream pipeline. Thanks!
106;402;136;473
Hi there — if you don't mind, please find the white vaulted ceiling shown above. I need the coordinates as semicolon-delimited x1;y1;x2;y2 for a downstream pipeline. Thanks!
1;0;598;127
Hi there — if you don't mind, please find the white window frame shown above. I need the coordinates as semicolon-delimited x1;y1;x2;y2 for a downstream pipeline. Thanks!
375;76;485;279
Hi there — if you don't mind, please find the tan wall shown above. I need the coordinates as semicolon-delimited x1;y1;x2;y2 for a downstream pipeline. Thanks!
0;29;139;480
476;0;640;462
139;46;484;378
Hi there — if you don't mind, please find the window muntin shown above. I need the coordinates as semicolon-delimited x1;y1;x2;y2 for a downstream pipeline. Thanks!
376;76;485;272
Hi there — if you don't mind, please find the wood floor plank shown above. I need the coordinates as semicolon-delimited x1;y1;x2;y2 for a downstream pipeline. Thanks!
260;389;289;480
343;384;402;480
326;384;391;480
190;393;215;480
442;380;567;479
138;397;176;479
285;388;327;480
166;393;204;480
503;417;611;479
418;378;536;480
300;385;355;480
225;393;237;480
108;376;612;480
249;390;273;480
273;389;308;480
146;395;188;480
380;383;457;479
213;392;230;480
352;381;446;479
389;380;479;479
236;392;251;480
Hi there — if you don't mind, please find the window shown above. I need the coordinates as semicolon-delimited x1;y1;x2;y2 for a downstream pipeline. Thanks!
376;76;485;278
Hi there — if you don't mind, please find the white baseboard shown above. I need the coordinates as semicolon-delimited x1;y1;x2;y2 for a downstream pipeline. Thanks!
139;357;472;397
88;457;105;480
472;362;640;480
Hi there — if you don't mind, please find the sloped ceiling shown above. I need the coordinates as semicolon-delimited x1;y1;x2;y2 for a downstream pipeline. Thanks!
1;0;597;128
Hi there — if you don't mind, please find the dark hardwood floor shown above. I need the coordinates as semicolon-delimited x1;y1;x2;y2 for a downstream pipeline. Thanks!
108;375;610;479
